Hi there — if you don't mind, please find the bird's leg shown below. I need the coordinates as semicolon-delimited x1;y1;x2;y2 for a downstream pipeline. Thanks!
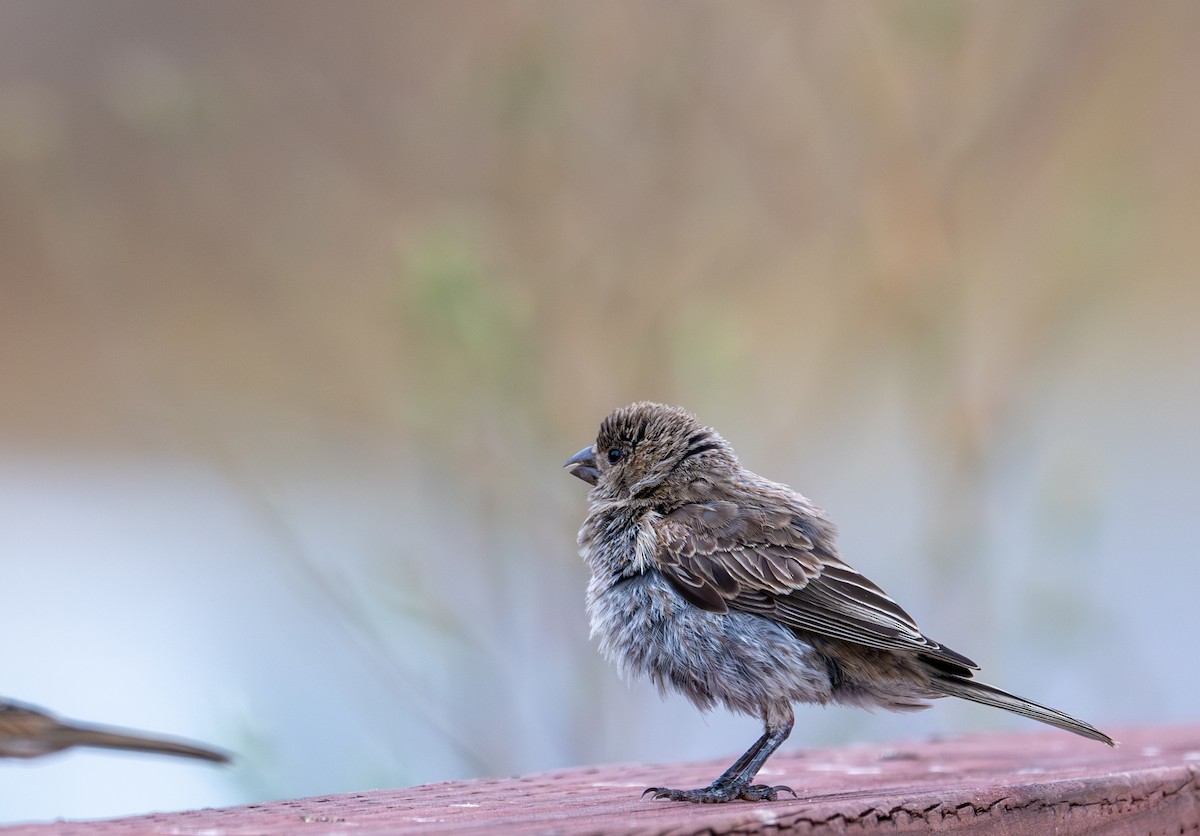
727;711;794;789
644;707;796;803
711;729;772;785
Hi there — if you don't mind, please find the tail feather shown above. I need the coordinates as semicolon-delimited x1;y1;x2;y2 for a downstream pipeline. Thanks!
47;725;231;763
932;676;1116;747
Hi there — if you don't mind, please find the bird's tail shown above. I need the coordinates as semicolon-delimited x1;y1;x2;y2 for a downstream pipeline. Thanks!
931;675;1116;747
47;724;230;762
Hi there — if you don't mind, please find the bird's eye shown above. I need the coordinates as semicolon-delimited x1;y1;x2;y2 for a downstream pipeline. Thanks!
607;448;624;464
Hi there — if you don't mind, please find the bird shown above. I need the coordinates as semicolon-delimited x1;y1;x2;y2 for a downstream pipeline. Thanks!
564;401;1113;803
0;699;230;763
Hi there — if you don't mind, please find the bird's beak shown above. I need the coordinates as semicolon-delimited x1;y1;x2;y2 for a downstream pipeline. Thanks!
564;445;599;485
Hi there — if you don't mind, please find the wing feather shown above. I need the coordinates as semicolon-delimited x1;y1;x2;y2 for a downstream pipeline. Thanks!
656;501;978;670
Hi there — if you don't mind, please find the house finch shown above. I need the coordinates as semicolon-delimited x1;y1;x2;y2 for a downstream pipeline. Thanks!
565;401;1113;803
0;699;229;763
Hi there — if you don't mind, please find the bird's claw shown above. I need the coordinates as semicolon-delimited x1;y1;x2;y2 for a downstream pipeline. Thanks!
748;783;797;801
643;781;796;803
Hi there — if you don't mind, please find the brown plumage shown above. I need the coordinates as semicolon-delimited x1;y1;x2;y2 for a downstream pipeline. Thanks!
0;699;230;763
566;402;1113;803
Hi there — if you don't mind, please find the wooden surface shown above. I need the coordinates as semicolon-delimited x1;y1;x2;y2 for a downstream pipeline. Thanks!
3;725;1198;835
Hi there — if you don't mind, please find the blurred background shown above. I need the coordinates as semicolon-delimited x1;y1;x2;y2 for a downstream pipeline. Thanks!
1;0;1197;824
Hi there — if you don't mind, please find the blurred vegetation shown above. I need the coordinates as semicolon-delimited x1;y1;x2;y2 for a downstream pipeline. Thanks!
1;0;1198;823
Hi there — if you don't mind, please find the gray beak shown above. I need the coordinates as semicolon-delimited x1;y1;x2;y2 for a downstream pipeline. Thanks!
564;445;599;485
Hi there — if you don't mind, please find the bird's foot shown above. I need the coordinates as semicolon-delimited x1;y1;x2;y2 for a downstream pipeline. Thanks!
643;780;796;803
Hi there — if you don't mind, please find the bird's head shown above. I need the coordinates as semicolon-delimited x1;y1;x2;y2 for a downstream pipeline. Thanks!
564;402;736;502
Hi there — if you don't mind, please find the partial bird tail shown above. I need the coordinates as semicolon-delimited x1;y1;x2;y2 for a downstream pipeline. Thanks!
931;675;1116;747
47;724;231;763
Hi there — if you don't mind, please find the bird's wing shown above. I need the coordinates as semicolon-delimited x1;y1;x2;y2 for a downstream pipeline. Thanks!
655;501;978;670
